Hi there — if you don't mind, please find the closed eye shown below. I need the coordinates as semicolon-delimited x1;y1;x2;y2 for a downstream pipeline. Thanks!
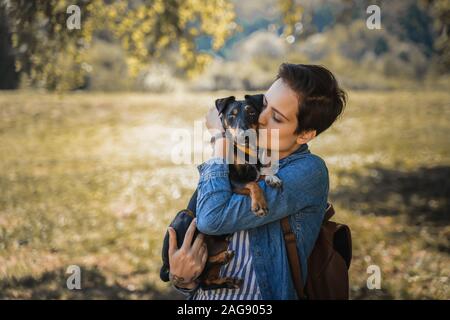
272;112;281;123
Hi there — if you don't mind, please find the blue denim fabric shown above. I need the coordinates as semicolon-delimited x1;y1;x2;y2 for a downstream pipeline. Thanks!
195;143;329;300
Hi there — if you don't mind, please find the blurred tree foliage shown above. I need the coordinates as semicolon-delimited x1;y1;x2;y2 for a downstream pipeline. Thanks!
0;3;18;89
1;0;448;91
0;0;236;91
422;0;450;71
278;0;303;36
335;0;450;72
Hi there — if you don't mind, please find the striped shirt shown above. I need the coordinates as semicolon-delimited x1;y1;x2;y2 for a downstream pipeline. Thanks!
192;230;261;300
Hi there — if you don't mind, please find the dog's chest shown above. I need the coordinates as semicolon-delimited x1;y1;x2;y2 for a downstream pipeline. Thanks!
229;164;261;188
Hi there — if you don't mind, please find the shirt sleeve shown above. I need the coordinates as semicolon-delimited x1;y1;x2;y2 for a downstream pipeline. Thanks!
195;156;329;235
172;283;200;298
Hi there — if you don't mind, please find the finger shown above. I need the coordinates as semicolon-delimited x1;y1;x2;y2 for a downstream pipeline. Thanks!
198;243;207;257
191;233;205;254
182;218;197;251
201;247;208;265
195;242;206;259
168;227;178;257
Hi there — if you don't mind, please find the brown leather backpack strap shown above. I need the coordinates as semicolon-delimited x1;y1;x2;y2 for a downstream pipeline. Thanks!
281;216;306;299
323;203;335;222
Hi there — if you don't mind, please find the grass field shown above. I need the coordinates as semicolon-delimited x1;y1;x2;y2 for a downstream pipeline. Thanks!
0;90;449;299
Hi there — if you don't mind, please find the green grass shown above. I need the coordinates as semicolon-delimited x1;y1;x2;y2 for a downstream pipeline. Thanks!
0;90;449;299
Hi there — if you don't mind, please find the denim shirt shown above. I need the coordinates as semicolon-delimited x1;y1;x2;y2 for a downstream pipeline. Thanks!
195;143;329;300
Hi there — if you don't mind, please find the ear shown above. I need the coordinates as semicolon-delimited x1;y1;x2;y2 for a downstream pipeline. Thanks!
244;94;265;112
215;96;235;115
296;130;317;145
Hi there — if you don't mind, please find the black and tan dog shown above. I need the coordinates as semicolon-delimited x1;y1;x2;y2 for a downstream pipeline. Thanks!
160;94;283;290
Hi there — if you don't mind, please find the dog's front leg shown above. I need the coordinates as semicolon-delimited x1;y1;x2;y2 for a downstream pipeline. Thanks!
259;149;283;189
247;182;268;216
260;166;283;189
264;174;283;189
235;182;268;217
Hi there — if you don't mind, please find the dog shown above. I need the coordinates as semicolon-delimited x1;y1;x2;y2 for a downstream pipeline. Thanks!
160;94;283;290
215;94;283;216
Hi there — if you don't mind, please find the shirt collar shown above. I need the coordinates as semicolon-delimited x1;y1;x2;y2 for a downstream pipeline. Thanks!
278;143;310;166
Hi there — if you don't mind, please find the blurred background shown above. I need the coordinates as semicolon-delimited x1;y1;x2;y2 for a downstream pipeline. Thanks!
0;0;448;299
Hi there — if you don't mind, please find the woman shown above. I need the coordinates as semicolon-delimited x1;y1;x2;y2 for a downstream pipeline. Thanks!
167;63;347;300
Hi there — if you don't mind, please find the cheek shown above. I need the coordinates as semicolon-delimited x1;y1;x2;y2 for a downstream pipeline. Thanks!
259;122;296;150
276;126;296;149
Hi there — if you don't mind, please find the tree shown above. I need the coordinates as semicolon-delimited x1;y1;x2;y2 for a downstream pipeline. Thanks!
1;0;236;90
422;0;450;72
0;3;18;89
278;0;303;37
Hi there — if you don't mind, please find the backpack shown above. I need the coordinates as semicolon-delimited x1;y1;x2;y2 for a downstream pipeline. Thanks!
281;203;352;300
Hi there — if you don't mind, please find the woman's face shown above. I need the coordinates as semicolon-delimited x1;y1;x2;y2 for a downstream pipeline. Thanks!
258;78;313;159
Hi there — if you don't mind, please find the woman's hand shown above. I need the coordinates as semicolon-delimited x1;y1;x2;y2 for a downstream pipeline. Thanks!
168;218;208;289
205;106;224;135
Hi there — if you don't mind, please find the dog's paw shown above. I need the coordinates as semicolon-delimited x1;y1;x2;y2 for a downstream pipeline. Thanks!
224;250;235;264
265;175;283;188
252;202;268;217
226;277;244;289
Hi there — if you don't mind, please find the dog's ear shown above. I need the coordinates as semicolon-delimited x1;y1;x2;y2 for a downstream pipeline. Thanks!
215;96;235;115
244;94;265;112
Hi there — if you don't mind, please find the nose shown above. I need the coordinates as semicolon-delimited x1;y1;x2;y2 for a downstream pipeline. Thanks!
258;108;268;127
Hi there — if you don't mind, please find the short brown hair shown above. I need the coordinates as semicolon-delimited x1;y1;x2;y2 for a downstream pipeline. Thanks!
276;63;347;136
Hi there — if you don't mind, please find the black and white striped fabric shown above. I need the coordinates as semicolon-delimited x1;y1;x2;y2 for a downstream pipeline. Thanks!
193;230;261;300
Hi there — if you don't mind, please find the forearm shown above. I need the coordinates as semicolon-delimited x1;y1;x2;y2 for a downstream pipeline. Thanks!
211;135;228;159
195;157;329;235
195;170;292;235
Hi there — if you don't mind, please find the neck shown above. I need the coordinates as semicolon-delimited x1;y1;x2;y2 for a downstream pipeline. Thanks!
278;143;303;160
